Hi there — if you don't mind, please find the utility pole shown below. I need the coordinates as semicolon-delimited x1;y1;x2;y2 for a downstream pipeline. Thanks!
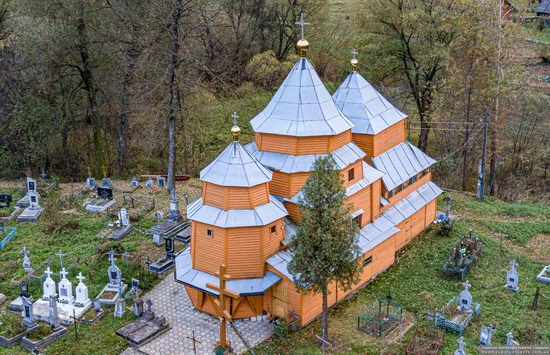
477;107;489;201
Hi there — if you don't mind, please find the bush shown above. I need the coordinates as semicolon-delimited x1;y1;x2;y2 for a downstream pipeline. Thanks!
244;51;295;90
540;44;550;64
537;17;545;32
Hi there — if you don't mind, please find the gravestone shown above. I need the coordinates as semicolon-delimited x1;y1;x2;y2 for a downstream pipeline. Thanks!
157;177;166;188
459;281;472;312
86;178;116;213
108;208;134;241
17;191;43;222
0;193;13;208
48;294;61;330
114;284;126;318
145;179;154;188
148;237;176;274
116;298;169;346
74;272;90;308
16;177;37;208
131;278;140;294
86;177;96;190
148;190;186;245
479;325;494;346
20;284;37;329
98;251;127;305
506;332;519;347
57;268;74;304
454;337;466;355
504;259;519;293
22;246;32;272
130;177;139;187
93;298;102;312
133;298;144;317
42;267;57;301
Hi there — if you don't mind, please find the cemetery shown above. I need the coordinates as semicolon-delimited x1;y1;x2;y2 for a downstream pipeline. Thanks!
0;9;549;354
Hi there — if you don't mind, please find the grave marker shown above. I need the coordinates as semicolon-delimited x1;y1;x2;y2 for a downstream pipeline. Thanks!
504;259;519;293
459;281;472;312
74;272;90;307
22;246;31;272
20;284;37;328
42;266;57;301
58;268;74;304
454;337;466;355
479;325;494;346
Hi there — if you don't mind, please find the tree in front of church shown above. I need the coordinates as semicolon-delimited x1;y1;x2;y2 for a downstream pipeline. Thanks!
288;155;360;345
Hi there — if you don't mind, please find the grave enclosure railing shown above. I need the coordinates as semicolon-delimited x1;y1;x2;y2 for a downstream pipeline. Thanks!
357;299;403;337
434;297;480;335
0;227;16;249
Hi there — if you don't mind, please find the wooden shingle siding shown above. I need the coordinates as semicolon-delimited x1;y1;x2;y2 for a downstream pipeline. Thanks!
425;199;436;225
267;266;303;320
372;120;406;156
290;173;310;196
256;130;352;155
353;133;374;161
371;180;381;219
202;182;270;210
226;227;263;278
370;236;395;277
342;159;364;188
262;219;285;259
285;202;303;224
192;222;225;274
270;171;291;197
347;184;372;226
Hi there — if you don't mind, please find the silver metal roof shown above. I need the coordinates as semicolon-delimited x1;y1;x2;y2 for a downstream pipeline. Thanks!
250;58;354;137
200;141;272;187
287;162;384;204
175;249;280;296
267;180;442;281
245;141;366;174
332;72;407;135
186;195;288;228
382;181;443;225
372;142;436;191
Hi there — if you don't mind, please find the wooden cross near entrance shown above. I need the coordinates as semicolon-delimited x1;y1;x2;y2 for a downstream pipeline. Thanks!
206;264;240;350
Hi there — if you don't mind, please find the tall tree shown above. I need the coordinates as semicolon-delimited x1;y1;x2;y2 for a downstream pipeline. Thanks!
288;155;360;345
167;0;183;192
358;0;457;151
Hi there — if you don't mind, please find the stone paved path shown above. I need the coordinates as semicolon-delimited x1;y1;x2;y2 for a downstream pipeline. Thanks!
121;275;274;355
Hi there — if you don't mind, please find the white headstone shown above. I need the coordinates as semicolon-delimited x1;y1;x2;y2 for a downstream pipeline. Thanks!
480;325;494;346
22;246;31;271
108;251;122;286
27;177;37;193
506;332;519;347
454;337;466;355
145;179;153;188
459;281;472;312
118;208;130;227
130;178;139;187
58;267;74;304
505;259;519;292
74;272;90;307
86;177;96;189
42;266;57;300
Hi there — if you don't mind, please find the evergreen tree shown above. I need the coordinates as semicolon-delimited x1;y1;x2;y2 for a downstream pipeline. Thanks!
288;155;361;344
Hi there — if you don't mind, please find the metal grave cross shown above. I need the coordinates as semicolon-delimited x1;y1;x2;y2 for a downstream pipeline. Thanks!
108;250;116;265
56;251;66;268
22;246;29;257
187;329;202;354
206;264;240;350
463;280;471;291
295;11;310;40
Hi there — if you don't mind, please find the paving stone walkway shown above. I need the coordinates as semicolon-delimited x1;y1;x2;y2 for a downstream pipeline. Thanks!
121;274;274;355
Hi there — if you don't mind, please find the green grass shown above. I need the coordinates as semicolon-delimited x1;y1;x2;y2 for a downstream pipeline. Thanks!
474;220;550;246
254;193;550;354
0;184;184;354
521;21;550;44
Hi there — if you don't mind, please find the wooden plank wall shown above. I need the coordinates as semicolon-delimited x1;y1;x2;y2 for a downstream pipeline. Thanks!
255;130;352;156
227;227;263;278
372;120;406;157
202;182;270;210
347;184;372;227
192;221;225;274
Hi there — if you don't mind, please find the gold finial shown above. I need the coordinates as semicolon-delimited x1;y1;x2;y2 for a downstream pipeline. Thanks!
295;12;310;57
231;112;241;141
351;49;359;71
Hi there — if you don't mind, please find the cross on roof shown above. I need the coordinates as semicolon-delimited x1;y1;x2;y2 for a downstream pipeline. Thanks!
76;272;85;284
295;11;309;40
45;266;53;279
351;48;358;60
60;267;69;279
232;112;239;126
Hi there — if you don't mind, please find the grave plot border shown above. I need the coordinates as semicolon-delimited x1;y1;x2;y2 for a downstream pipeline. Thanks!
20;326;68;352
434;297;480;335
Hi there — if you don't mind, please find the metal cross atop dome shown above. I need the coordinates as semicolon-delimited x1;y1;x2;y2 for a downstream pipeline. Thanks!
351;48;358;60
231;111;241;142
351;48;359;71
295;12;309;40
232;112;238;126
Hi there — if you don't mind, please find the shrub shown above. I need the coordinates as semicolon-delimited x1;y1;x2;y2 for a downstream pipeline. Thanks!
244;51;295;90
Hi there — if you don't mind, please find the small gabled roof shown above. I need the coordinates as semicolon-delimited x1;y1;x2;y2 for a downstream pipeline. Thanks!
332;72;407;135
250;58;354;137
200;141;272;187
372;141;436;191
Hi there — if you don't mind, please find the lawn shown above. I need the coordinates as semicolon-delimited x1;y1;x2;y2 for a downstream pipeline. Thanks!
0;179;201;354
254;192;550;354
521;21;550;44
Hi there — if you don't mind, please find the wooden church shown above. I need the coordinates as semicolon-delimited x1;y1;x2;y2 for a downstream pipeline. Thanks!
175;23;442;327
